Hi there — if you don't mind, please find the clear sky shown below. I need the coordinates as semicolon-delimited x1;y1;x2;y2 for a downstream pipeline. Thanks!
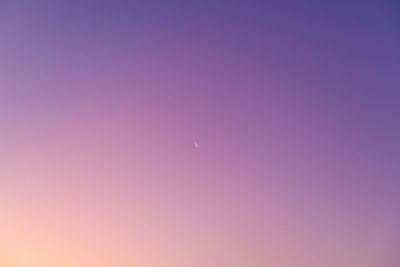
1;1;400;266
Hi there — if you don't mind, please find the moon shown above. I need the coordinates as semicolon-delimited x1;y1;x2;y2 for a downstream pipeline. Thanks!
194;141;199;148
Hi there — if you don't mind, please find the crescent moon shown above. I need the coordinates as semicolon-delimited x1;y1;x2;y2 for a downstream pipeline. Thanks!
194;141;199;148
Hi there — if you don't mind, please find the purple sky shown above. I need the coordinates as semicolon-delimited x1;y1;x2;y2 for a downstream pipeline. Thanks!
1;1;400;266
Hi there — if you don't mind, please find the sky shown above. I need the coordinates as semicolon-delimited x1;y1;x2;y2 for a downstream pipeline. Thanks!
1;1;400;266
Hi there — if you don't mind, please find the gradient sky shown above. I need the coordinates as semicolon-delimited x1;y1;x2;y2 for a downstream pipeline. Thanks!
1;1;400;266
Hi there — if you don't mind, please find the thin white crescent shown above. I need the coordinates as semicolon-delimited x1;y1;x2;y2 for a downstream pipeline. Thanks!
194;142;199;148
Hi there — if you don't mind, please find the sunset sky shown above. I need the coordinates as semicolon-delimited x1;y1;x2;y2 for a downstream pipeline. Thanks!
1;1;400;266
